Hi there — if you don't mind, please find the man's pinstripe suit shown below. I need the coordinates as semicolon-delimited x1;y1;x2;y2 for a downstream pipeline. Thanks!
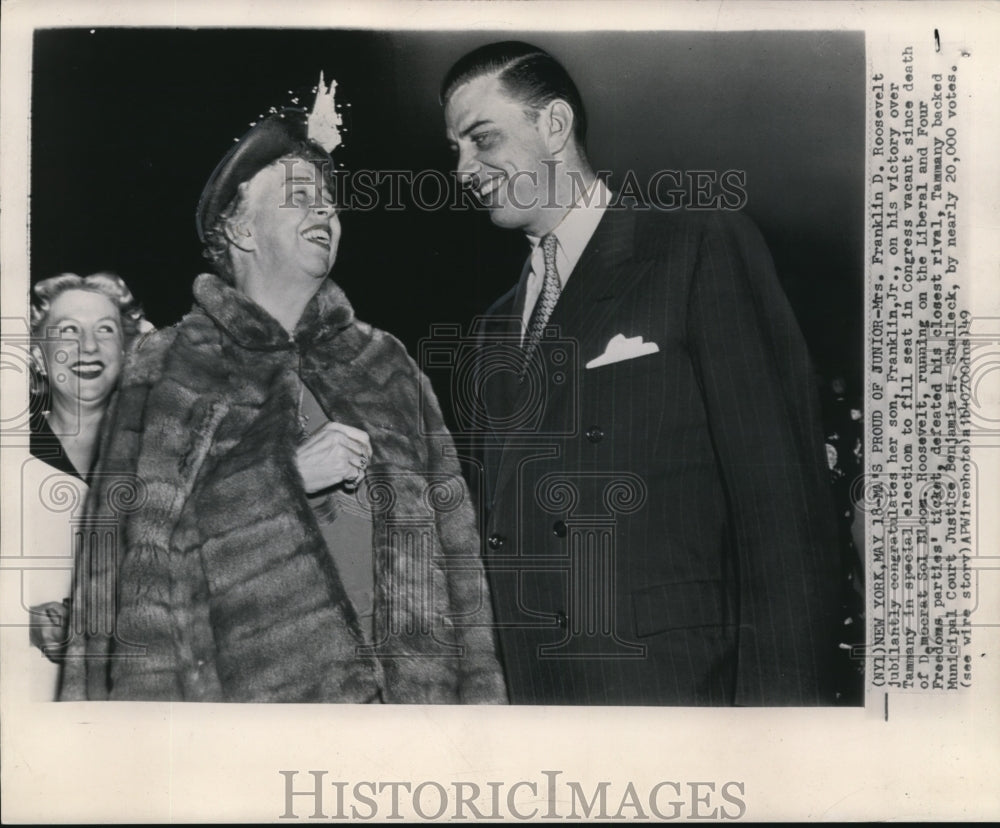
476;205;842;705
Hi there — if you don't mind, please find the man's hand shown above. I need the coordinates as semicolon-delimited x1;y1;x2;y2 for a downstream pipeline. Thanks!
295;422;373;494
29;601;69;662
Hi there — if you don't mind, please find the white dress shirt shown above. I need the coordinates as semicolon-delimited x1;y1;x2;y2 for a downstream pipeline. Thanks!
520;178;611;339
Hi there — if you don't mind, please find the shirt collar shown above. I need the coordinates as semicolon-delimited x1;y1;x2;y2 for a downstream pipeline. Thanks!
525;177;611;275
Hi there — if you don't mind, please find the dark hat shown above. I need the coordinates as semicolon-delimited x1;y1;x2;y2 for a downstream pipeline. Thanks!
196;108;326;243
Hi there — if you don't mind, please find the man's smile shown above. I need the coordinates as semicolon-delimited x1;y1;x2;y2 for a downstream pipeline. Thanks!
475;174;505;203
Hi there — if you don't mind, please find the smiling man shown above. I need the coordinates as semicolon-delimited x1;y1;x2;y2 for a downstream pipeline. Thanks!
59;103;506;704
442;42;845;705
446;58;597;238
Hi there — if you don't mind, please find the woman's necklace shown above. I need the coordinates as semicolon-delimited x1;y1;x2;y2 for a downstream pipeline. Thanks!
297;375;310;438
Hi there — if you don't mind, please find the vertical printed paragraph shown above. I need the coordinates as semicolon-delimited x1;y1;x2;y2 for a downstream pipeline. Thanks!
866;44;974;696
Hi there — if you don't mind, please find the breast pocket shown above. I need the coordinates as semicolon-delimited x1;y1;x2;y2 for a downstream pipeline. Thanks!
585;348;665;384
580;346;671;445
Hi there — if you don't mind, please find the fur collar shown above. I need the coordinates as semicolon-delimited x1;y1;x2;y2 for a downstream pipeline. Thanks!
192;272;355;351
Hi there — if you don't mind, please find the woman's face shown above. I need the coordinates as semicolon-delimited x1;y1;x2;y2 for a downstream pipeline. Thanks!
36;289;124;409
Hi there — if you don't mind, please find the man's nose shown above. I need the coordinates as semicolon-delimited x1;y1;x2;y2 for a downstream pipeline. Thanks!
455;146;481;185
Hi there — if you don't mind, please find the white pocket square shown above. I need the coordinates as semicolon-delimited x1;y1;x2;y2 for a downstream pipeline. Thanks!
585;333;660;369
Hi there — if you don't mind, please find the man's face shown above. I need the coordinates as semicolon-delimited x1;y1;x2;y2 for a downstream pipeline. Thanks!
445;75;557;236
241;156;341;282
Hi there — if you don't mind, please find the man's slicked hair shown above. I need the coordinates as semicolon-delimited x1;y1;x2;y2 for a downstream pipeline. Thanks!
440;41;588;148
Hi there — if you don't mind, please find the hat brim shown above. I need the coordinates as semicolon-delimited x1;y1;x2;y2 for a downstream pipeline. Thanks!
196;108;322;243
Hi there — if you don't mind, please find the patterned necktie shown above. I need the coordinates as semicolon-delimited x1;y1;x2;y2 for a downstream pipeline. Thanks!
521;233;561;374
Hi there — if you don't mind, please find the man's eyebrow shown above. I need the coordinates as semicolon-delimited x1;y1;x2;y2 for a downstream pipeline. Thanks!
458;119;493;139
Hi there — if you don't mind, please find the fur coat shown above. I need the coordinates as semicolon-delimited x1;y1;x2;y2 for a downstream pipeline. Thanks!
59;273;506;703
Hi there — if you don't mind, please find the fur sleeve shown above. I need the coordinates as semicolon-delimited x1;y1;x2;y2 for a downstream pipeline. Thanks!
60;323;230;701
415;367;508;704
59;328;178;700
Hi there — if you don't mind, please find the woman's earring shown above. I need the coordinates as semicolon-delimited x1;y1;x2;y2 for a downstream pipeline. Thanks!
29;345;48;398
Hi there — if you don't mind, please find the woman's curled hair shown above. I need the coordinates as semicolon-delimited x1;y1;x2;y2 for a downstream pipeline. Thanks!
30;272;148;345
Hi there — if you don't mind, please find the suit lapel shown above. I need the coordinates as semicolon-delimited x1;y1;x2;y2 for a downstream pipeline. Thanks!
518;207;642;411
548;206;637;339
492;256;532;414
493;207;642;501
479;257;532;502
509;254;533;327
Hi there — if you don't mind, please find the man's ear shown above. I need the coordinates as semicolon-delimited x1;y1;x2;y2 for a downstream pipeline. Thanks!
542;99;575;155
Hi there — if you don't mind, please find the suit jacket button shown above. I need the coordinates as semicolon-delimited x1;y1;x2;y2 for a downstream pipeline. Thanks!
555;611;568;629
586;425;604;443
552;520;567;538
487;533;505;551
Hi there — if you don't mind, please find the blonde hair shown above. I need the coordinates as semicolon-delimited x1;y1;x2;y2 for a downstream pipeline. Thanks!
30;272;148;397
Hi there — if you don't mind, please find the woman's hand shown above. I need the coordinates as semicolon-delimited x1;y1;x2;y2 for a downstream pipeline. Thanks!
29;601;69;662
295;422;372;494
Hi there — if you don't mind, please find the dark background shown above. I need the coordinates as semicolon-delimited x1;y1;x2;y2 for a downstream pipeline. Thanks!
30;28;865;405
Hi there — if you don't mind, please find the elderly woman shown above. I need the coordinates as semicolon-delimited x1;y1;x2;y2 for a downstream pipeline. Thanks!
59;90;506;703
24;272;147;699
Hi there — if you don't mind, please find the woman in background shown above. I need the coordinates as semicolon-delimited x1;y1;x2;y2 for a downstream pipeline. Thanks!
24;272;148;699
